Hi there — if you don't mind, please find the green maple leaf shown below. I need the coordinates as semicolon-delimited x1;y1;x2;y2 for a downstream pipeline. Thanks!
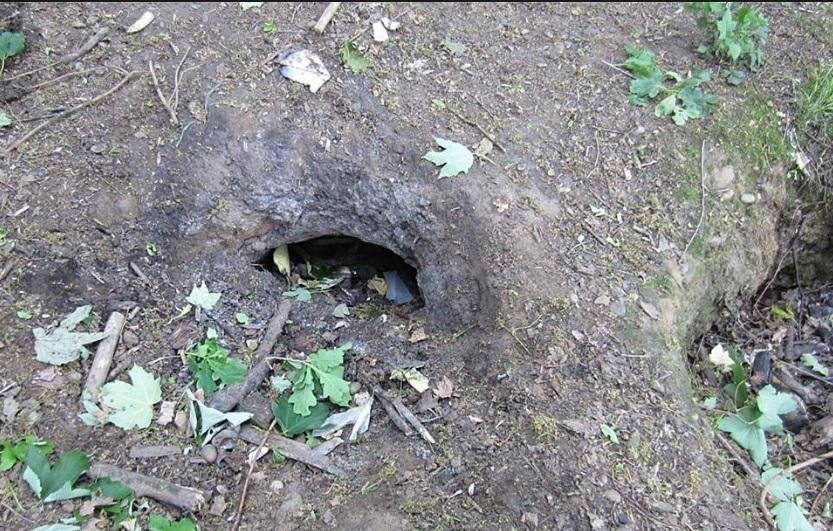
423;137;474;178
341;41;371;74
287;343;353;415
211;357;247;386
801;353;829;376
272;397;329;436
100;365;162;430
718;410;767;467
22;446;90;502
771;501;814;531
186;282;221;310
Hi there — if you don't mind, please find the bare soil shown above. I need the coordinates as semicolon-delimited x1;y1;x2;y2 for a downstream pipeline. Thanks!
1;2;833;530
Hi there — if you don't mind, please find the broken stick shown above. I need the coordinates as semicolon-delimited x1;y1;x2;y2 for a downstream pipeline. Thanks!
239;426;344;477
88;463;205;512
209;300;291;412
373;387;413;436
84;311;125;402
59;28;109;64
313;2;341;33
232;419;277;531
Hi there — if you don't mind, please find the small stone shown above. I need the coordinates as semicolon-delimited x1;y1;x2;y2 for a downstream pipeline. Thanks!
603;489;622;504
650;500;674;513
90;144;106;154
200;444;218;463
209;495;226;516
270;480;284;493
740;193;756;204
245;339;258;351
712;165;735;190
174;410;188;433
521;512;539;528
349;381;362;394
122;330;139;347
251;471;267;483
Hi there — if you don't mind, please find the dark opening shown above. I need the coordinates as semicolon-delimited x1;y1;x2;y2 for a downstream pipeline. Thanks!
261;235;422;308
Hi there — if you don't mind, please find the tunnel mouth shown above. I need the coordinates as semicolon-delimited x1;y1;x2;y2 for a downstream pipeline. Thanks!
260;235;423;310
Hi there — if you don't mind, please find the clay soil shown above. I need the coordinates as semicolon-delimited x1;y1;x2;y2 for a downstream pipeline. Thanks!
2;2;833;530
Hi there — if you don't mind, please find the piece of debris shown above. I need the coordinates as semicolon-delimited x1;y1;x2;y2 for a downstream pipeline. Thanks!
368;275;387;296
126;11;155;34
279;50;331;93
129;445;180;459
332;303;350;318
157;401;176;426
99;365;162;430
32;367;66;390
390;367;429;393
373;388;414;437
381;16;400;31
187;390;253;446
383;271;415;304
312;397;373;442
372;20;389;42
709;343;734;373
374;388;435;444
433;376;453;399
89;463;205;511
409;327;428;343
209;494;227;516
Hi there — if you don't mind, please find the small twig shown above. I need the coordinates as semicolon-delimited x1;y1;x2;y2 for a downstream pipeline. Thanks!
238;426;344;476
0;258;16;282
149;60;178;125
169;46;191;114
716;432;759;481
684;139;707;257
759;448;833;529
372;388;414;436
810;471;833;516
232;418;277;531
602;60;635;79
59;28;109;64
779;361;833;388
3;61;60;81
4;71;139;155
24;68;104;91
447;107;506;152
313;2;341;33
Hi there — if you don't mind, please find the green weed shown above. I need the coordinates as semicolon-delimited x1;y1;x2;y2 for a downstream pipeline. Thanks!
797;63;833;135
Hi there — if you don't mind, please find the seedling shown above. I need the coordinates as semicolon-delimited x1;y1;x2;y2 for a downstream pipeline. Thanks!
623;48;717;125
187;338;247;396
686;2;768;70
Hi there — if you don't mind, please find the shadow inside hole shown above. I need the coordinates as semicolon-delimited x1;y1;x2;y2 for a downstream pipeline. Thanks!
261;235;423;307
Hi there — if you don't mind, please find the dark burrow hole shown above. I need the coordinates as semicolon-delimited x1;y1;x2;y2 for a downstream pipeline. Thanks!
260;235;423;309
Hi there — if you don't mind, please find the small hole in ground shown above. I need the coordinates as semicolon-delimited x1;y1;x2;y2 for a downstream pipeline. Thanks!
259;235;423;309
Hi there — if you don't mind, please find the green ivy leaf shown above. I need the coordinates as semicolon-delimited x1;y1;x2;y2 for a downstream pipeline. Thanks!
630;72;664;98
186;282;221;311
770;501;814;531
756;385;798;434
600;424;619;444
717;413;767;467
283;288;311;302
800;353;828;376
272;397;329;436
761;468;803;502
0;32;25;61
725;69;745;86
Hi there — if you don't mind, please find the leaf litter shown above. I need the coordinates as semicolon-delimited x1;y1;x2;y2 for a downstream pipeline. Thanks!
33;305;108;365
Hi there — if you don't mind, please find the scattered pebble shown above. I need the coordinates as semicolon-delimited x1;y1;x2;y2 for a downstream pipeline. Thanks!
740;193;756;204
209;495;226;516
603;489;622;504
270;480;284;493
90;144;106;154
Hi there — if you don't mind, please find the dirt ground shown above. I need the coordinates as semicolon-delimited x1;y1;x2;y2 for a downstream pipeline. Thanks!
2;2;833;530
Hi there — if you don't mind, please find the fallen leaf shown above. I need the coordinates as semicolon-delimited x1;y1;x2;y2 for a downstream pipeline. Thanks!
332;303;350;318
272;244;290;277
100;365;162;430
441;38;467;56
32;367;65;390
80;496;114;516
186;282;221;311
0;111;11;129
639;300;659;320
33;305;108;365
433;376;453;399
390;368;429;393
312;397;373;442
340;41;371;74
408;327;428;343
279;49;331;93
372;21;388;42
126;11;154;34
187;390;252;446
423;137;474;178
